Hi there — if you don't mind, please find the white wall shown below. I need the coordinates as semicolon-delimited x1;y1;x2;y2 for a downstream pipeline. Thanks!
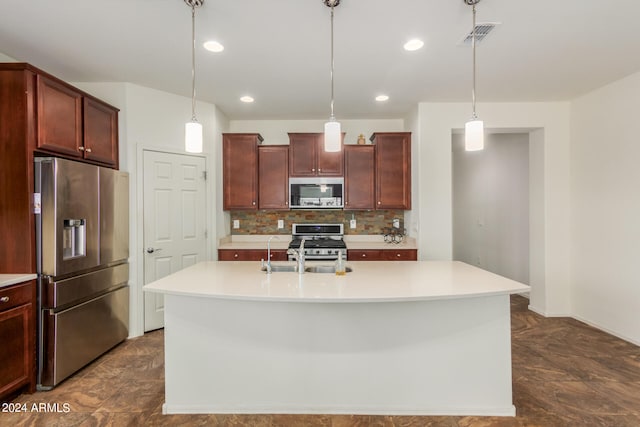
452;133;530;284
74;82;229;337
416;102;571;317
0;52;17;61
404;107;420;238
570;72;640;345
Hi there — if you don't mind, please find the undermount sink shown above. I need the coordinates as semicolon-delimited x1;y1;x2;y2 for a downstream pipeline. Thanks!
304;265;353;274
261;264;298;273
260;264;353;274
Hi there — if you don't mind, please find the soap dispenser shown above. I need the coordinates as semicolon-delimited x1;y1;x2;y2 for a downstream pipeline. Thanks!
335;250;346;276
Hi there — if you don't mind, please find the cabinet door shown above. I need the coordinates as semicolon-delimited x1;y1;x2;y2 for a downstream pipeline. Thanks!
259;145;289;210
36;75;83;157
0;304;31;398
223;134;260;210
373;132;411;209
0;281;34;399
344;145;375;210
83;97;119;168
288;133;317;177
316;134;344;176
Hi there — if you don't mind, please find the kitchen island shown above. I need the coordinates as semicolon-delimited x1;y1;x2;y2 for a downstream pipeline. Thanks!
144;260;529;416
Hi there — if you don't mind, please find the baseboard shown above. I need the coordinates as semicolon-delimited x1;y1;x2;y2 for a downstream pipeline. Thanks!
526;305;640;347
162;403;516;417
571;314;640;347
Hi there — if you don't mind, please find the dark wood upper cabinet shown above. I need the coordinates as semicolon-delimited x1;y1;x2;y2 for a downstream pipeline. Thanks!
83;97;119;168
223;133;262;210
288;133;343;177
258;145;289;210
344;145;375;210
36;75;83;157
371;132;411;210
34;70;119;168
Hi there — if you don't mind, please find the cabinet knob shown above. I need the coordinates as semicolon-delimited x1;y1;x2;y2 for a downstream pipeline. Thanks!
378;201;381;205
312;168;315;172
361;253;366;258
85;148;92;153
234;253;239;258
252;201;255;205
318;168;322;172
78;146;85;151
0;296;9;303
396;253;401;257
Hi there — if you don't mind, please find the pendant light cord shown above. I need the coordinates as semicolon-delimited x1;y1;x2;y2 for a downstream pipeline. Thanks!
329;4;335;120
191;4;197;121
471;3;477;120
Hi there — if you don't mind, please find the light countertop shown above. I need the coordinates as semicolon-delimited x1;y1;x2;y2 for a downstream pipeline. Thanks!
218;235;417;251
0;273;37;289
144;260;529;303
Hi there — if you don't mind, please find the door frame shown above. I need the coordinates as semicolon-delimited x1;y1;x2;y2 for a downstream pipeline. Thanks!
132;146;211;337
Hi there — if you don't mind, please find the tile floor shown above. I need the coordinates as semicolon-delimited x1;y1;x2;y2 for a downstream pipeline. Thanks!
3;295;640;426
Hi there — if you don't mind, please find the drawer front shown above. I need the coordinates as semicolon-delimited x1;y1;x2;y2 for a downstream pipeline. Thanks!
218;249;288;261
382;249;418;261
0;281;34;312
347;250;383;261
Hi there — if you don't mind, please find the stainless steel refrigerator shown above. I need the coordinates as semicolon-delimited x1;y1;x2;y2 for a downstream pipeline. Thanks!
34;157;129;389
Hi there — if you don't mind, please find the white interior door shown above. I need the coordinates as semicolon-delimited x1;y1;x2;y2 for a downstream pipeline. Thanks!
143;150;207;331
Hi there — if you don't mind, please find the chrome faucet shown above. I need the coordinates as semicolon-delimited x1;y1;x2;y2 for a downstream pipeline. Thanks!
287;238;306;274
262;235;279;274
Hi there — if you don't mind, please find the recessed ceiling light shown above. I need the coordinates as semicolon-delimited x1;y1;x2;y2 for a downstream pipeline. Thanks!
403;39;424;51
203;40;224;53
375;95;389;102
240;96;254;103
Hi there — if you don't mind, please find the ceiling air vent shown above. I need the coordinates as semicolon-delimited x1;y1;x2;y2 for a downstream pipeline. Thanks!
460;22;500;45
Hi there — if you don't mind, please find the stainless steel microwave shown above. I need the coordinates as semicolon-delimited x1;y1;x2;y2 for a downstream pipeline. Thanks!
289;177;344;209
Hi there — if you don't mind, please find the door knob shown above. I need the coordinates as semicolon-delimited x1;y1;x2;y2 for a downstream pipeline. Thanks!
146;247;162;254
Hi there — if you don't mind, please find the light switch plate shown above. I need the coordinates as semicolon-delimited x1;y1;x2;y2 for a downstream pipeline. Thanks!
350;219;357;229
233;220;240;229
277;219;284;229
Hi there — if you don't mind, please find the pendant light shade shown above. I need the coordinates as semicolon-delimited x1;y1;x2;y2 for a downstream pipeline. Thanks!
464;0;484;151
465;118;484;151
185;0;203;153
324;0;341;152
185;120;203;153
324;118;341;152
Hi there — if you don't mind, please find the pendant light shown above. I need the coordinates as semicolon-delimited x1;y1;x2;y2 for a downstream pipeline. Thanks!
464;0;484;151
323;0;341;152
185;0;203;153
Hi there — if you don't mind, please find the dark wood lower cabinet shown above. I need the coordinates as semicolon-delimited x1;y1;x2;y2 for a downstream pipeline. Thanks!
0;280;36;401
347;249;417;261
218;249;288;261
219;248;417;262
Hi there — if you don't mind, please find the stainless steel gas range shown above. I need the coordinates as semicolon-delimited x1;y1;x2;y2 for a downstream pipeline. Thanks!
288;223;346;261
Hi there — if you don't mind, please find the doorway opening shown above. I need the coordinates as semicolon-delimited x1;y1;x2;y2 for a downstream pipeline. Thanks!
452;132;530;285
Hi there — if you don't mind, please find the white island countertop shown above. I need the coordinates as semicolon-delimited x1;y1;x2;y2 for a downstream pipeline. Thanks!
144;260;529;303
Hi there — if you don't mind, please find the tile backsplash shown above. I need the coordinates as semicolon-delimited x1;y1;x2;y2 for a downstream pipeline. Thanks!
230;210;404;235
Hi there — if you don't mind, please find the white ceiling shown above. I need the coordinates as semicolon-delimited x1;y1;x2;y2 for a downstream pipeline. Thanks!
1;0;639;120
